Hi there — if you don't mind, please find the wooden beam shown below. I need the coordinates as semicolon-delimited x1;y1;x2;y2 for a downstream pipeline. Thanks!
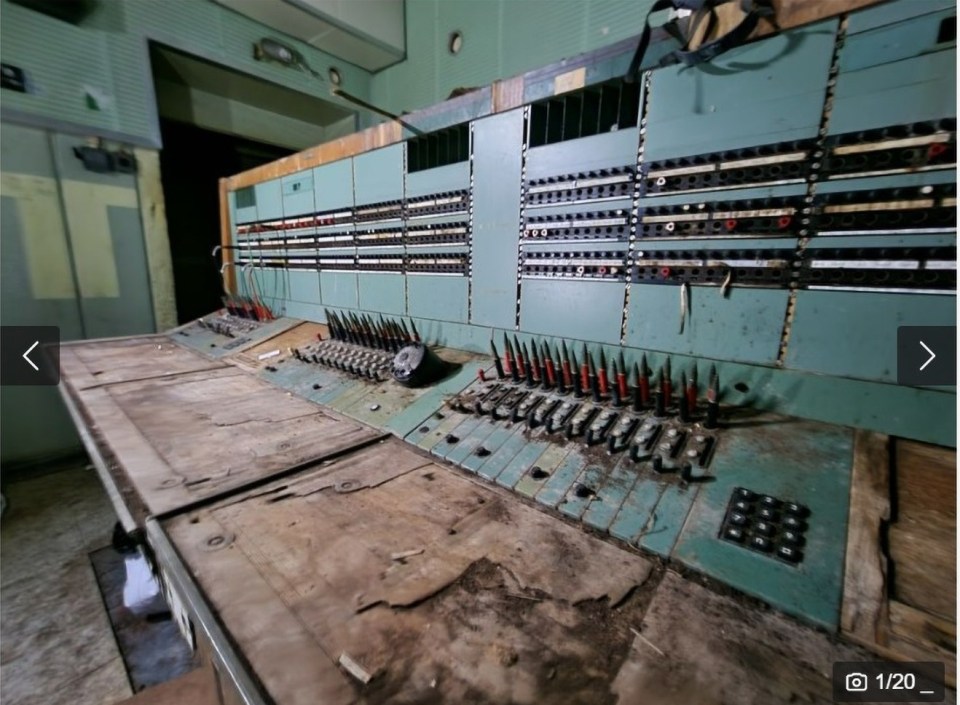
134;147;177;329
218;178;235;295
492;76;525;113
841;429;891;644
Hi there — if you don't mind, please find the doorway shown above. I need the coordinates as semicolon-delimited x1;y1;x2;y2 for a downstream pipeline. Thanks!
157;120;292;323
149;44;357;323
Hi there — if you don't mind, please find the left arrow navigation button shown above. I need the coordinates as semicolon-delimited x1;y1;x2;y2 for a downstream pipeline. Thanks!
1;326;60;386
22;340;39;372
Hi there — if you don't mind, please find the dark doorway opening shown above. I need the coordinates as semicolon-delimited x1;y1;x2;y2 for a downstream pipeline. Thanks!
157;120;292;323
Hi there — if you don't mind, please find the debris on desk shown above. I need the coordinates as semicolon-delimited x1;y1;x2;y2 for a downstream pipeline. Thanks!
391;547;425;561
338;652;374;684
630;626;665;658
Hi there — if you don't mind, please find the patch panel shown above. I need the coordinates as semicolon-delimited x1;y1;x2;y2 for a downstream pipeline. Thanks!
798;246;957;292
316;255;355;271
353;199;404;223
315;230;355;248
524;167;635;207
404;221;469;247
356;253;404;273
235;218;285;237
641;139;817;196
314;208;354;228
241;237;288;254
282;215;317;233
234;255;286;270
285;256;320;271
406;253;469;275
354;226;404;248
521;249;629;280
638;196;806;239
812;184;957;236
822;120;957;180
283;234;317;250
632;249;793;287
522;209;633;243
404;190;469;219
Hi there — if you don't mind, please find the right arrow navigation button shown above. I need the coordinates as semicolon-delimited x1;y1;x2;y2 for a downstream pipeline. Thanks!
898;326;956;386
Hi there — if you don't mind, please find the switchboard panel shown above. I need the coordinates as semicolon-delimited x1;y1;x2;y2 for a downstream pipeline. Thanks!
471;110;524;329
210;0;958;637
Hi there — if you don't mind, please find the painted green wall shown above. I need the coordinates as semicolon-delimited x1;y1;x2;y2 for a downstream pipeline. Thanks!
0;123;161;464
370;0;652;115
0;0;373;146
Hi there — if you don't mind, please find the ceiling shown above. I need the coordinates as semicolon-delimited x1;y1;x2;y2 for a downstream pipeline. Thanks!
151;45;354;128
212;0;406;71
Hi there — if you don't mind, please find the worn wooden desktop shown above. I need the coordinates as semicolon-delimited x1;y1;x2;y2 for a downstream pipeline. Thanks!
56;326;956;705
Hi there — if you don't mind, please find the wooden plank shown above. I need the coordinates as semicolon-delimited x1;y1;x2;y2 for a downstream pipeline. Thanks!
896;439;956;519
163;439;657;705
492;76;525;113
889;438;956;624
888;600;957;657
136;147;178;330
113;667;218;705
169;513;354;705
840;429;890;643
888;522;956;620
218;178;234;295
65;359;383;517
68;336;227;389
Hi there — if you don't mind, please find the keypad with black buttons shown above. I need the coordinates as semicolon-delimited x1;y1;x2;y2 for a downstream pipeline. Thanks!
720;487;810;566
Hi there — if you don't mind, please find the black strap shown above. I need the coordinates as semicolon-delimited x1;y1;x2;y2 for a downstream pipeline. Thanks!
624;0;776;81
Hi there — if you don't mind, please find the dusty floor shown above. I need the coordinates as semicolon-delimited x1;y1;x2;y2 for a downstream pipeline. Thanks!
1;465;132;705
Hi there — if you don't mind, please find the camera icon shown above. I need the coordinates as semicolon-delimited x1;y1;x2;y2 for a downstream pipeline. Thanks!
845;673;869;692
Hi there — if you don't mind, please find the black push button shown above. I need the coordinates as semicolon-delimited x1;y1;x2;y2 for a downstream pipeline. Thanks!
783;502;808;517
754;521;775;536
781;530;804;546
758;507;778;521
729;512;748;526
724;527;745;543
783;516;806;531
777;546;802;563
750;536;772;552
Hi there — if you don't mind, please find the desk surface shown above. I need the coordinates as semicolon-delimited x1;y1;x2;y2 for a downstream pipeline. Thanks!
57;320;955;703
